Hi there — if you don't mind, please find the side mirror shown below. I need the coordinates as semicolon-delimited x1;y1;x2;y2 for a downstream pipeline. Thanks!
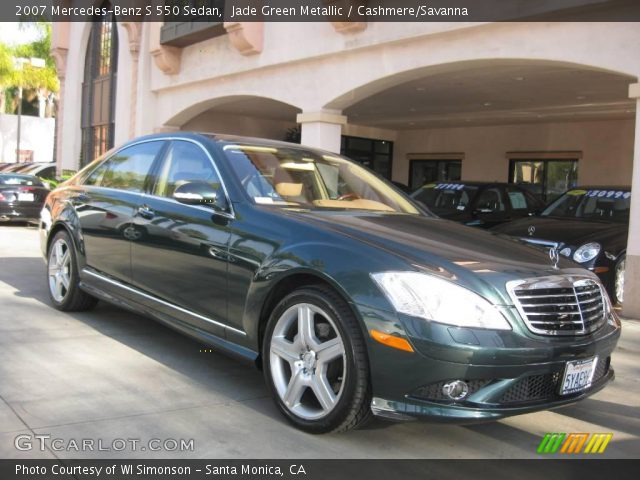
173;181;228;212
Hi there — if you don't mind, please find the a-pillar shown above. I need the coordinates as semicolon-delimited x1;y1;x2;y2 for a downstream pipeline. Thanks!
624;82;640;318
297;110;347;153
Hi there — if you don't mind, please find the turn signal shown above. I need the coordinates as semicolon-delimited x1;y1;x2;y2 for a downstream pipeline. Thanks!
370;330;414;353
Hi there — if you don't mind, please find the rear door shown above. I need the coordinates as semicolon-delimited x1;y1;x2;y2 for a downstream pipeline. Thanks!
130;139;232;335
73;141;166;282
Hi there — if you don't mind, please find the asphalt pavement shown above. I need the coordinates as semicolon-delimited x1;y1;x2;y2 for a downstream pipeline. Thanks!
0;224;638;459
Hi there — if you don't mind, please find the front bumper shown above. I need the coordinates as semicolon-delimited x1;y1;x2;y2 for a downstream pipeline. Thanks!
358;304;621;423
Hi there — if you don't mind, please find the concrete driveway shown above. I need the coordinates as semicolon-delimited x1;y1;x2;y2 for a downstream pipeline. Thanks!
0;225;638;459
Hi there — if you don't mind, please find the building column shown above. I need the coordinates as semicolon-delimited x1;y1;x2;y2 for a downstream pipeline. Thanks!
297;110;347;153
624;82;640;318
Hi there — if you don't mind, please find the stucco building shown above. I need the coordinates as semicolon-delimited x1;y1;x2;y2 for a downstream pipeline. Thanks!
51;4;640;315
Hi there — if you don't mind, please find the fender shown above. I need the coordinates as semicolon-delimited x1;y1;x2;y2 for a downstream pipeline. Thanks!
42;188;86;269
239;240;407;351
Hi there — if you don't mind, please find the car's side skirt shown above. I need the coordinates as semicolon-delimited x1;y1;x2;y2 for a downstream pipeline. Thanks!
79;268;258;364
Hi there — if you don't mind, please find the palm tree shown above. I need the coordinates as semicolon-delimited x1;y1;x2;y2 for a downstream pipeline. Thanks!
0;43;15;114
13;22;59;117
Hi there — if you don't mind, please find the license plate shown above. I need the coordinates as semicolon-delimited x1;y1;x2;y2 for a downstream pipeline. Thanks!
17;193;35;202
560;357;597;395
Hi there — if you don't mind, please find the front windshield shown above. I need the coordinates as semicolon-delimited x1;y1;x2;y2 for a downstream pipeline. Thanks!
223;144;420;214
542;188;631;222
411;183;479;216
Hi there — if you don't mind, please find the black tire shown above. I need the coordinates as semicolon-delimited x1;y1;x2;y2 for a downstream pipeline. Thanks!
262;285;372;434
46;230;98;312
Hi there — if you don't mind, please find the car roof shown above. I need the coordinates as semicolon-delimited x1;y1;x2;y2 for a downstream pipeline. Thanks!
122;132;343;156
417;181;520;187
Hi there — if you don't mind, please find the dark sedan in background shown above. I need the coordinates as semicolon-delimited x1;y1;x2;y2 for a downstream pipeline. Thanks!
0;173;49;224
492;186;630;306
411;182;544;228
40;134;620;433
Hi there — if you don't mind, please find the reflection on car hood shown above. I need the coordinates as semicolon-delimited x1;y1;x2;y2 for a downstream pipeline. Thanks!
285;210;579;304
491;216;628;246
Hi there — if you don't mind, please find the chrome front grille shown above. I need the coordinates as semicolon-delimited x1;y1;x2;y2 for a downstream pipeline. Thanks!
506;275;607;336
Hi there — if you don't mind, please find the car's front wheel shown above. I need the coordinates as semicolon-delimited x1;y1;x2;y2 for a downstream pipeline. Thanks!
47;230;98;311
263;285;372;433
614;254;626;306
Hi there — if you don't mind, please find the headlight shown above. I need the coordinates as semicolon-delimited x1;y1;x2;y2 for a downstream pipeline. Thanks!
371;272;511;330
573;242;600;263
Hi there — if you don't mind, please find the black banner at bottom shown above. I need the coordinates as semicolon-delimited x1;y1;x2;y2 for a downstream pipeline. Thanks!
1;459;639;480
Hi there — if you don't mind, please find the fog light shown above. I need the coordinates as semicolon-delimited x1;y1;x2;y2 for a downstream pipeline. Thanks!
442;380;469;400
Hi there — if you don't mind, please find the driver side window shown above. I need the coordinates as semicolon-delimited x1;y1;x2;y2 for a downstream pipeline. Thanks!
153;141;221;198
474;187;506;212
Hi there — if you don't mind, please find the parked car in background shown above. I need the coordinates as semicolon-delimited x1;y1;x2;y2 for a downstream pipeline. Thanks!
17;163;58;188
19;162;57;180
391;181;412;193
411;182;544;228
0;173;49;224
0;163;34;173
40;133;620;433
492;186;631;306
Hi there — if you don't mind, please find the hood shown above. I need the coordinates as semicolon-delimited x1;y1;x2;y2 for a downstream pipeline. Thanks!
491;216;627;247
284;210;582;305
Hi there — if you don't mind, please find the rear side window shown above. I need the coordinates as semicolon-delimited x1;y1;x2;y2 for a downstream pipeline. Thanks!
474;187;506;212
85;142;163;192
506;188;529;210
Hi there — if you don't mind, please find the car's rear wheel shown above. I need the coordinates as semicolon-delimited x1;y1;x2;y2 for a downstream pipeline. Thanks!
263;285;372;433
614;254;626;306
47;230;97;311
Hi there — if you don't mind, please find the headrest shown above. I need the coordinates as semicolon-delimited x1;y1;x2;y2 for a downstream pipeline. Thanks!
275;182;303;197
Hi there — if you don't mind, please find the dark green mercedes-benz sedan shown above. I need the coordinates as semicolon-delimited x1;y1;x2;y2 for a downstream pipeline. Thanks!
40;133;620;433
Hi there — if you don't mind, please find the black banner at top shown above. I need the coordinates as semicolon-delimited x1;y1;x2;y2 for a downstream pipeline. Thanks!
3;0;640;23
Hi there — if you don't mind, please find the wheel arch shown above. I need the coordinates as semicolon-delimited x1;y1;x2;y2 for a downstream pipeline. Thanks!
254;269;367;370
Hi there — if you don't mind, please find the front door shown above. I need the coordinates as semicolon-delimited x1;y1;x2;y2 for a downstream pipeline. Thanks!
130;140;232;335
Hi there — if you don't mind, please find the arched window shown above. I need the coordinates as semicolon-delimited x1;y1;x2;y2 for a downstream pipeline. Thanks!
81;1;118;165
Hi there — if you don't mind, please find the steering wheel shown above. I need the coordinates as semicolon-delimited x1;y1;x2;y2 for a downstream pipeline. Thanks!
337;192;360;201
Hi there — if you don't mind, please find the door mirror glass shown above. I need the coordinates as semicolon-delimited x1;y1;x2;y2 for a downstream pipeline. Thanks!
173;181;227;211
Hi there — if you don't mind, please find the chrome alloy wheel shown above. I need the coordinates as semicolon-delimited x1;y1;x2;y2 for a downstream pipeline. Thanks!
269;303;346;420
615;257;626;304
48;238;71;303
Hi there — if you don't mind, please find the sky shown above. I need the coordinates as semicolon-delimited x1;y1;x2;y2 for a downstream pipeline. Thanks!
0;22;42;46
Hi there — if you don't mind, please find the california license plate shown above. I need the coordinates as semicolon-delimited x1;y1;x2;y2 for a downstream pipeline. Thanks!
560;357;597;395
17;193;35;202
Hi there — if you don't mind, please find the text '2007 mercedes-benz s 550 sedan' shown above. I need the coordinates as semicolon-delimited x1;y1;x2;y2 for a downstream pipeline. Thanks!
39;133;621;433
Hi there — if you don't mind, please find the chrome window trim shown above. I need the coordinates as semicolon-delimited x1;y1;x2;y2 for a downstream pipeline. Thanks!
506;274;607;336
79;136;236;219
82;268;246;336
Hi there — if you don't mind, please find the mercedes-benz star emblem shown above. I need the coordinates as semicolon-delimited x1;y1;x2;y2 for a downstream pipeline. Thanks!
527;225;536;236
549;246;560;269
